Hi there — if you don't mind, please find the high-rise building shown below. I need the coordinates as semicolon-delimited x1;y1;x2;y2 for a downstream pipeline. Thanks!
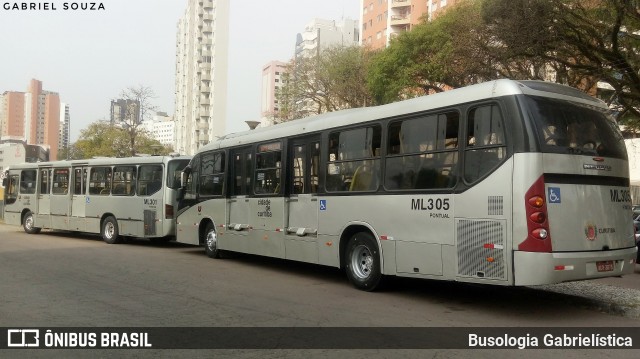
110;99;140;125
0;79;61;160
141;112;176;149
360;0;461;50
260;61;288;126
0;91;26;139
59;103;70;158
174;0;229;156
295;18;360;59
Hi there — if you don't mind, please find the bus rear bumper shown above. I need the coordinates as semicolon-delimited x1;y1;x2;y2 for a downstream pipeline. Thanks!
513;248;637;286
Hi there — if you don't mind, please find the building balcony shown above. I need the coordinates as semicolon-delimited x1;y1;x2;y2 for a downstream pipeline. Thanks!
199;133;209;142
200;84;211;93
203;0;213;10
202;25;213;34
390;15;411;25
201;50;212;57
203;13;213;21
197;121;208;130
200;97;210;105
201;73;211;81
199;109;209;117
391;0;411;8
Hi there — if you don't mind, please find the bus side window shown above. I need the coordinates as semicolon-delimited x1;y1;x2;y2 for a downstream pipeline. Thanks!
40;169;50;194
464;105;506;183
89;167;112;195
138;165;163;196
5;175;19;204
385;112;458;190
326;127;381;192
20;170;37;194
113;166;136;196
255;142;281;195
52;169;69;195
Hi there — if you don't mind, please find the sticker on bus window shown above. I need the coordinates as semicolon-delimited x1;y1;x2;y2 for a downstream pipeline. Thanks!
320;200;327;211
548;187;561;204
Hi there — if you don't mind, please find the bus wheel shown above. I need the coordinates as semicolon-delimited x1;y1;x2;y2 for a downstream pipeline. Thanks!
345;232;384;291
23;211;41;234
102;216;121;244
204;223;222;259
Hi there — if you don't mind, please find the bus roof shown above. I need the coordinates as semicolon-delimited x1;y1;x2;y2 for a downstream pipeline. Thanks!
200;79;607;153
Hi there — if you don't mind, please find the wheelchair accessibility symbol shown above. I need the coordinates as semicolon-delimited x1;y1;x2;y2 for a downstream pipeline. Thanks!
548;187;561;204
319;200;327;211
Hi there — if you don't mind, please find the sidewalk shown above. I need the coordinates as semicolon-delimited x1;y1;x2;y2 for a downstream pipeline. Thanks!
592;263;640;290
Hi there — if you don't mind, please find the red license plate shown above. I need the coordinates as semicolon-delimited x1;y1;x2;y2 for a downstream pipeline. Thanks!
596;261;614;272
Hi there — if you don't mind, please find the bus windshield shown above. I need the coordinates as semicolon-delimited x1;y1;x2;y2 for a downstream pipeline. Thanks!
525;96;627;159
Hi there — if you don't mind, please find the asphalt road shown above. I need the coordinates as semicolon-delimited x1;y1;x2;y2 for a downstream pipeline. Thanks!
1;223;639;358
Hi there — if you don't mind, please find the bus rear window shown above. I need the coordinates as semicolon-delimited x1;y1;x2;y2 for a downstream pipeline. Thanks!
525;96;626;159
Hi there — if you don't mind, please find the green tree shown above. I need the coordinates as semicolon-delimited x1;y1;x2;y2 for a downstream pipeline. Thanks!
367;0;502;104
481;0;640;120
73;121;170;159
271;46;374;123
367;0;640;118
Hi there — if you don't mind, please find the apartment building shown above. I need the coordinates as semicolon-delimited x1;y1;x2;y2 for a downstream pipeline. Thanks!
141;112;176;149
174;0;229;155
295;18;360;59
360;0;461;49
0;79;61;160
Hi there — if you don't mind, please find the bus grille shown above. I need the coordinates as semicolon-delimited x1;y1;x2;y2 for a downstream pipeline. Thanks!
456;219;506;280
488;196;504;215
144;210;156;236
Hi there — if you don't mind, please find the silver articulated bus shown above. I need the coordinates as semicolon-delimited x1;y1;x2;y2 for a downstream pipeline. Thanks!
175;79;637;291
3;155;190;243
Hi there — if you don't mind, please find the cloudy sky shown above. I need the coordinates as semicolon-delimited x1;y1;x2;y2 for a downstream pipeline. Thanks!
0;0;359;142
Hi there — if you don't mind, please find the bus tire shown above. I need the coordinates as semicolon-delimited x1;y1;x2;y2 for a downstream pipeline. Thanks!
23;211;41;234
345;232;384;291
102;216;121;244
204;222;222;259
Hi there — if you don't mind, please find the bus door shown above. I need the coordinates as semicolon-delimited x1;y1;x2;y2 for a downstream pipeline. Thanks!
70;166;88;231
36;167;52;228
285;136;321;263
226;148;253;253
50;167;70;230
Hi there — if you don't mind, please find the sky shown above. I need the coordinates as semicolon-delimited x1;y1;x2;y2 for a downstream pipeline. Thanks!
0;0;360;142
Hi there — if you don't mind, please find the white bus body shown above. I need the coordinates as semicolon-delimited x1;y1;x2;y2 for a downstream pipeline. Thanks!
176;79;637;290
3;156;190;243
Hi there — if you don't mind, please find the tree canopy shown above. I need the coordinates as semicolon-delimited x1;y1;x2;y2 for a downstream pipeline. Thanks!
367;0;639;125
270;46;374;123
69;121;170;159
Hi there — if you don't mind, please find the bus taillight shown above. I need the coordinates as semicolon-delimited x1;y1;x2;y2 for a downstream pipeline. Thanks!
519;175;553;252
165;204;174;219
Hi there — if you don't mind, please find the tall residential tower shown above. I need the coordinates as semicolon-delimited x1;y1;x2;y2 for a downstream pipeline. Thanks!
0;79;61;160
174;0;230;155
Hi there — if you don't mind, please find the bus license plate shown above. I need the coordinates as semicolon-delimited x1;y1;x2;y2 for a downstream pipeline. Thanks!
596;261;614;272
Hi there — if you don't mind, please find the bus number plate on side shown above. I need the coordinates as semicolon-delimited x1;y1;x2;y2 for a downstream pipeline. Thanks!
596;261;614;272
